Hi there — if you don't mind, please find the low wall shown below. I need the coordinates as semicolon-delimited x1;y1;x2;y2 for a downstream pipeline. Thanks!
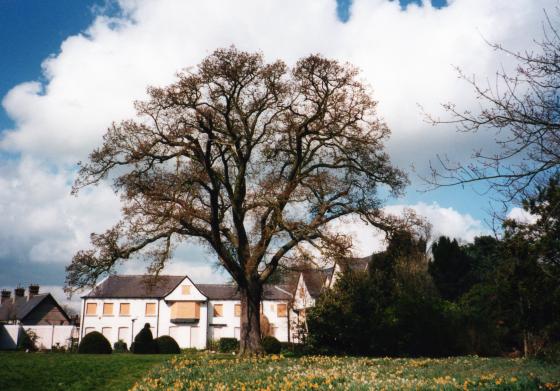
0;324;77;350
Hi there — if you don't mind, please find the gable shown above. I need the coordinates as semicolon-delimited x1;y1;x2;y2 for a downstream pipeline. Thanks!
164;276;207;301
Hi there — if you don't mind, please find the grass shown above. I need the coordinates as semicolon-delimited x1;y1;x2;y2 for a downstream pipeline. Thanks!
0;352;173;391
132;353;560;390
1;352;559;390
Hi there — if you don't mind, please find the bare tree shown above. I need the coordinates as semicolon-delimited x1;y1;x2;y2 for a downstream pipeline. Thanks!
66;47;407;354
426;9;560;205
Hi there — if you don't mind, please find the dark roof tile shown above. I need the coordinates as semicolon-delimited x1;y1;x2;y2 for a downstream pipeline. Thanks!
84;275;185;298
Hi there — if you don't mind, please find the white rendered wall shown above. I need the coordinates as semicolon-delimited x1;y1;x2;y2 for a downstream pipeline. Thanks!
206;299;290;342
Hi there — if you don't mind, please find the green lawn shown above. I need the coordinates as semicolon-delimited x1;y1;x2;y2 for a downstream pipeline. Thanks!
1;352;559;391
133;354;560;390
0;352;173;391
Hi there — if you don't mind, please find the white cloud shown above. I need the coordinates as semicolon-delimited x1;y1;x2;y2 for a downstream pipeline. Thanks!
332;202;489;257
507;207;538;224
0;0;554;288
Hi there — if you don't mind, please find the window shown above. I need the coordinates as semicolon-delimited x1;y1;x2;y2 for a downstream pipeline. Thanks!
299;287;305;298
181;285;191;295
145;303;156;316
118;327;129;341
213;304;223;317
234;304;241;317
102;327;112;339
84;327;95;335
103;303;113;316
86;303;97;316
277;303;288;317
119;303;130;316
171;302;200;319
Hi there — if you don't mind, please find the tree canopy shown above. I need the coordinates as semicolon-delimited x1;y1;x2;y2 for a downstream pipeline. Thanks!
66;47;407;354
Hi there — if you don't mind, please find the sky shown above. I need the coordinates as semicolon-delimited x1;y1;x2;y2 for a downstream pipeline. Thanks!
0;0;553;308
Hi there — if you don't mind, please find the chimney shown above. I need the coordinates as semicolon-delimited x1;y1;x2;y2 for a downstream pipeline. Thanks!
1;289;10;305
28;284;40;298
14;287;25;298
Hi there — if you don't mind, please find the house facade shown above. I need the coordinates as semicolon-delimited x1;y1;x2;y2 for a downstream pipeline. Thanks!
79;258;370;349
80;275;292;349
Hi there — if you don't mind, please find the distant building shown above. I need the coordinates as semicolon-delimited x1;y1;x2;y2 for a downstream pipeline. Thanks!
79;257;370;349
0;285;72;326
79;275;292;349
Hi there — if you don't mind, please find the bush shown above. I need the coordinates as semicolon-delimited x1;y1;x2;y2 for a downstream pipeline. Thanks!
218;337;239;353
262;336;281;354
155;335;180;354
78;331;112;354
537;342;560;363
113;339;128;353
17;328;38;352
131;323;158;354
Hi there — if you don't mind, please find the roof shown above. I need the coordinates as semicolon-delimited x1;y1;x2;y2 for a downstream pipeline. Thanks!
301;270;330;298
338;256;370;273
84;275;293;301
0;293;68;322
197;284;292;300
84;275;185;298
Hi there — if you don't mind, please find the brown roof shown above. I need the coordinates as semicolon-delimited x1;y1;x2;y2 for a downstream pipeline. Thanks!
197;284;292;300
0;293;70;323
301;270;330;298
84;275;185;298
338;256;370;273
84;275;292;301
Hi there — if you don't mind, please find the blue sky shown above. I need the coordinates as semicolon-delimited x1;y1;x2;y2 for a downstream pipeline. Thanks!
0;0;548;297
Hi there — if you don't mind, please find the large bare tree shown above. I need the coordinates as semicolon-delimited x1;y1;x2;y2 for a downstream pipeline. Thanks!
426;9;560;205
66;47;407;354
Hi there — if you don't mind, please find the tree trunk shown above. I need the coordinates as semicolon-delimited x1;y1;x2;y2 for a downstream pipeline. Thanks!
238;282;264;356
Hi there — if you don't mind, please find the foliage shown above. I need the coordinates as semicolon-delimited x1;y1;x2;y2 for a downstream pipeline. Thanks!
66;47;408;354
0;351;171;391
218;338;239;353
131;354;560;391
429;236;474;300
113;339;128;353
503;175;560;281
308;229;461;357
17;329;38;352
78;331;112;354
132;323;158;354
261;336;281;354
154;336;180;354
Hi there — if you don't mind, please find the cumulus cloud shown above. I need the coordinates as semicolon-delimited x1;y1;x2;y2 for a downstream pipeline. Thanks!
0;0;554;288
332;202;488;257
507;207;538;224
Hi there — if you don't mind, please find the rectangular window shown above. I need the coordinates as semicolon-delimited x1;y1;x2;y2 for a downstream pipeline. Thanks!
145;303;156;316
234;304;241;317
118;327;129;341
102;327;112;339
181;285;191;295
86;303;97;316
84;327;95;335
277;303;288;317
171;302;200;319
213;304;223;317
103;303;113;316
119;303;130;316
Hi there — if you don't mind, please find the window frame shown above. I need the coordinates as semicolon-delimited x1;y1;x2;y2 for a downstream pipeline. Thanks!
103;302;114;316
145;302;157;317
119;302;130;316
85;302;97;316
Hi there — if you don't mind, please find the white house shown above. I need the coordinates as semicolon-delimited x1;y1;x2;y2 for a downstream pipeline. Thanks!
79;274;293;349
79;257;370;349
